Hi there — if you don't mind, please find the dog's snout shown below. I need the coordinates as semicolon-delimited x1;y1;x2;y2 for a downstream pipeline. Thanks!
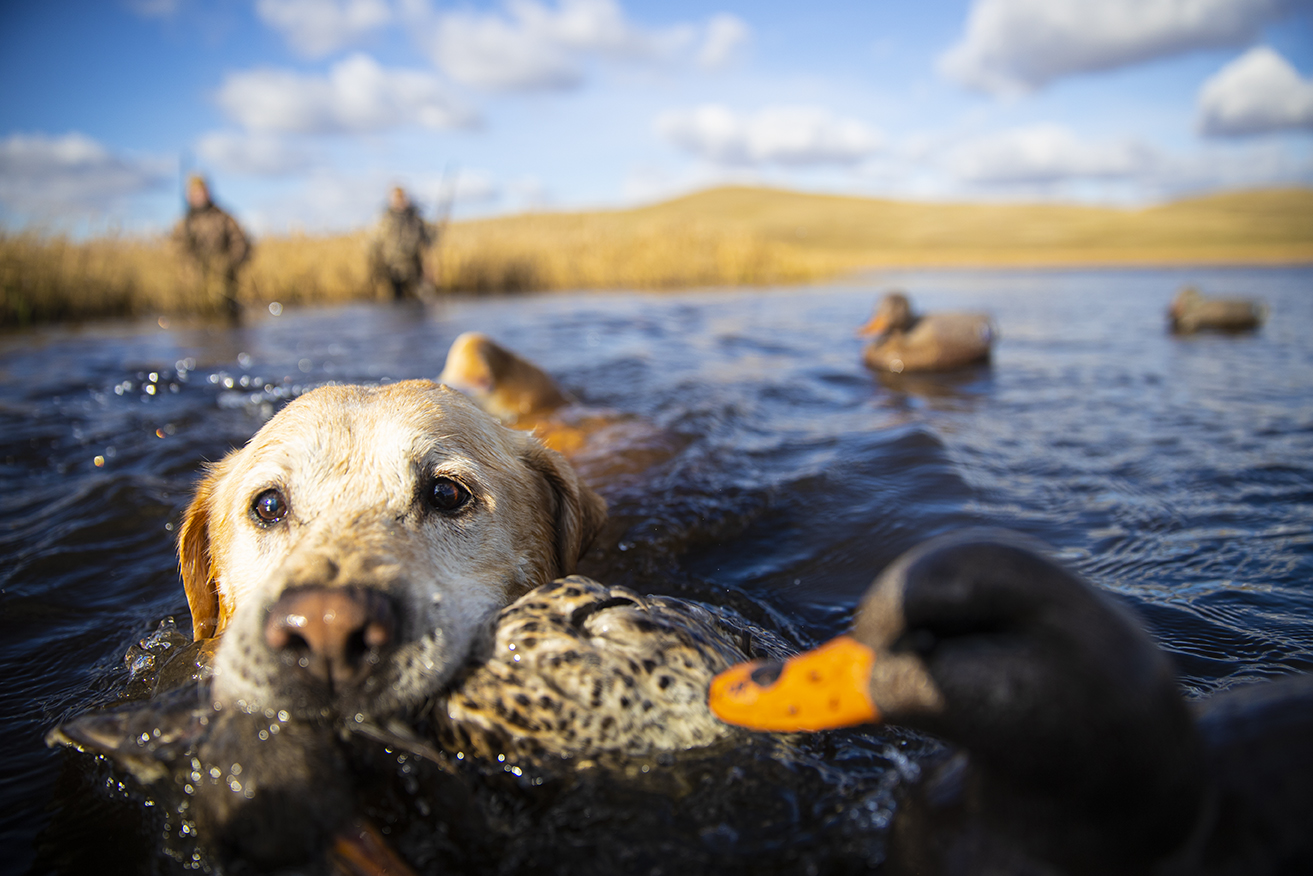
264;587;397;691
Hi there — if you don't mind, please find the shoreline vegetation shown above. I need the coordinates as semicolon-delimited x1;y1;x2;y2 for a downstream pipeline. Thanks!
3;185;1311;328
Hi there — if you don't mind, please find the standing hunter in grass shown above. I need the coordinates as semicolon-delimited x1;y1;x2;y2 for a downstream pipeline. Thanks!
370;186;437;301
172;175;251;321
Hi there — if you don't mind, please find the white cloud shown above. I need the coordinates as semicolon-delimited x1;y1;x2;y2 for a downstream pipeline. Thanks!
194;131;316;176
1198;46;1313;135
420;4;583;91
215;53;478;134
940;0;1294;95
929;122;1313;197
656;104;883;166
697;14;750;69
256;0;392;58
1157;140;1313;190
243;172;385;233
946;124;1158;184
241;167;514;233
406;0;739;91
448;170;502;206
0;132;172;216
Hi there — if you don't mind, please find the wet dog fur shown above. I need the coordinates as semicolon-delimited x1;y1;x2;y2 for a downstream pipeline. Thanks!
178;379;606;720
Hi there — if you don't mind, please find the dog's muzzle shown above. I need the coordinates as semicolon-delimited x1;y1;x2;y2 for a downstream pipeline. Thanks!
264;587;399;696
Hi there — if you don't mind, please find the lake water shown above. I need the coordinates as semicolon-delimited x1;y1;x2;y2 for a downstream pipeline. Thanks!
3;267;1312;873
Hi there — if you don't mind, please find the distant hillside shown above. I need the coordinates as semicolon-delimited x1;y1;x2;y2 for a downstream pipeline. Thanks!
446;185;1313;276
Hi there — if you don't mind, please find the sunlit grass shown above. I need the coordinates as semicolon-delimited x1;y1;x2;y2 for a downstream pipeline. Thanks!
4;186;1310;327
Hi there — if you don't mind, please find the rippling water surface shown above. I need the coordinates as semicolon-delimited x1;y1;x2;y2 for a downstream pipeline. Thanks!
3;267;1312;873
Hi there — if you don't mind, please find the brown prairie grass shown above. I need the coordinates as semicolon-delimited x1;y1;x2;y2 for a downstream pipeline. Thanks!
4;185;1311;328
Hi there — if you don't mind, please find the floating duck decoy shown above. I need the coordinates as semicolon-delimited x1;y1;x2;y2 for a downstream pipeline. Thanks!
711;530;1313;876
858;292;994;373
1168;286;1266;333
438;331;686;483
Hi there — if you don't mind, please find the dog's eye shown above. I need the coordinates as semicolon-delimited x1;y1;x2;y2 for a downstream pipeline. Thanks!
251;488;289;526
427;477;471;514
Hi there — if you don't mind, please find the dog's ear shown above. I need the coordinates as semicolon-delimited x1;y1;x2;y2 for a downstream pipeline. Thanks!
178;464;226;640
522;441;607;579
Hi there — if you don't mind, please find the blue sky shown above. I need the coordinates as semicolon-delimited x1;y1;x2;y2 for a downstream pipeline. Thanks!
1;0;1310;234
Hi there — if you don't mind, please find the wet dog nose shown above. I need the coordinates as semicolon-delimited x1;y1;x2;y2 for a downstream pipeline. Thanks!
264;588;397;691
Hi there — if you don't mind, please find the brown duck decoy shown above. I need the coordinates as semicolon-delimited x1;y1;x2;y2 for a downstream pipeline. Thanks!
1169;286;1266;333
859;292;994;373
711;531;1313;875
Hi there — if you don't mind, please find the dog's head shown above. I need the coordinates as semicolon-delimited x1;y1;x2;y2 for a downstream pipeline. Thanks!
178;380;606;720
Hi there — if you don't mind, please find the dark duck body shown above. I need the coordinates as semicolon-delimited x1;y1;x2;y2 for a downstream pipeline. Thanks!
860;292;994;373
711;531;1313;875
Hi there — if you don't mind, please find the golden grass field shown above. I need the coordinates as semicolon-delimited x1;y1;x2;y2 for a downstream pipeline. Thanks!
3;185;1311;327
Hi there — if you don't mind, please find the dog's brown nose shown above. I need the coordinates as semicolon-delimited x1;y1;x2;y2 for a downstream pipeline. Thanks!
264;588;397;691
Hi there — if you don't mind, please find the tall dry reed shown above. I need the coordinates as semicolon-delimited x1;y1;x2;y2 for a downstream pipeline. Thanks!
4;185;1310;328
1;218;839;328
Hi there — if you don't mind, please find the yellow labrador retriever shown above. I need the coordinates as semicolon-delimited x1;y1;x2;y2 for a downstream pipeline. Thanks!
178;379;606;721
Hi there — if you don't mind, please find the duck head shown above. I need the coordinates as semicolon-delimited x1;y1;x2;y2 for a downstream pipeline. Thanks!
711;530;1209;869
858;292;915;337
1169;286;1202;321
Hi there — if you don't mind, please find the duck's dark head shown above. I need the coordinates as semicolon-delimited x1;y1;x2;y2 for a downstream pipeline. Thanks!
858;292;915;337
712;530;1209;865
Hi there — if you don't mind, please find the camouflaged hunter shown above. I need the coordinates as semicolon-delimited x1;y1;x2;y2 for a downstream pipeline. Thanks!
172;176;251;319
370;187;437;300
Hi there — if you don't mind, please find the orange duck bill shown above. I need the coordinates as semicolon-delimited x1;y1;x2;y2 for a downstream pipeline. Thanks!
856;313;890;337
708;635;880;732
